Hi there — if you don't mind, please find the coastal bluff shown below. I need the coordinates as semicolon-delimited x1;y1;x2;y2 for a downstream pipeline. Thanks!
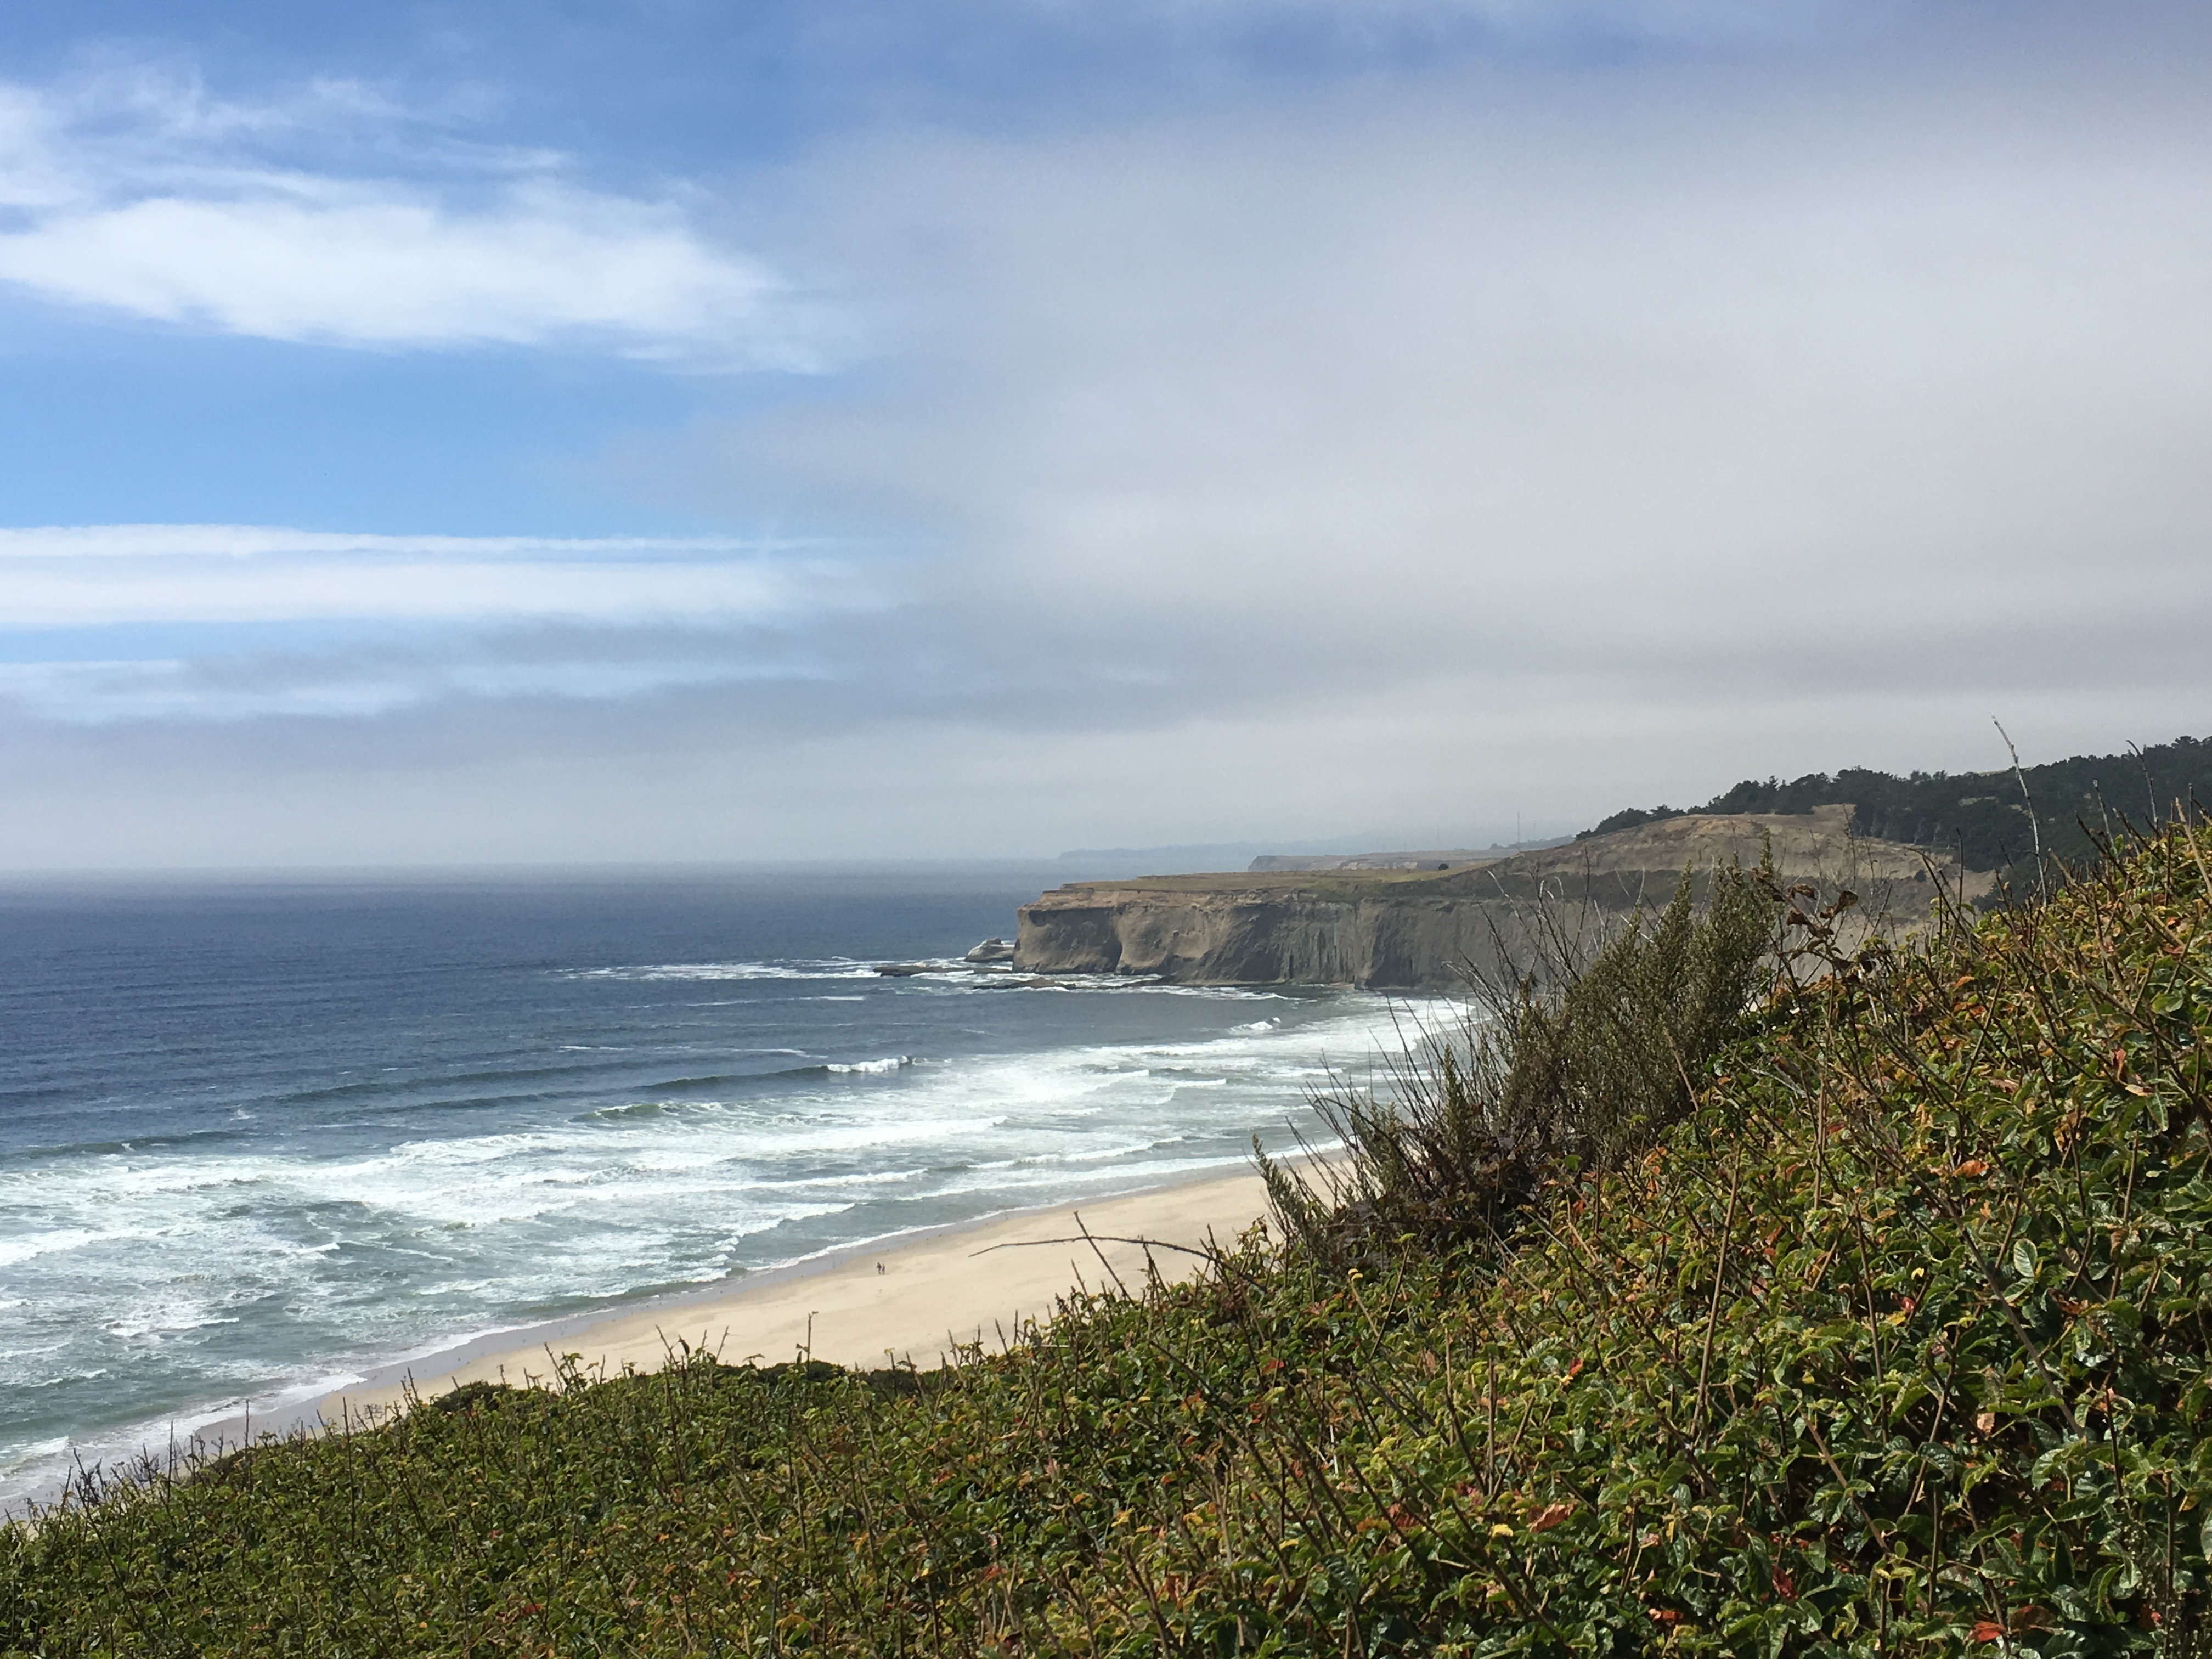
1015;805;1973;989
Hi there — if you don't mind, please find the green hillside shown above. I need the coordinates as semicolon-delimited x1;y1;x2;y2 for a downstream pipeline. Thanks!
1583;732;2212;873
10;829;2212;1652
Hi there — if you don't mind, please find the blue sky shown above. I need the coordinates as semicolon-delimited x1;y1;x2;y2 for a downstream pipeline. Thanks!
1;1;2208;866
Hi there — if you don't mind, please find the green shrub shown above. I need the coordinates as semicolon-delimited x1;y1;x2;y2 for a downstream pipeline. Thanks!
1260;856;1780;1258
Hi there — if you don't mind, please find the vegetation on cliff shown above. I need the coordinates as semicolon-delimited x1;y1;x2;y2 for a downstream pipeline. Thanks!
12;826;2212;1654
1261;859;1779;1259
1580;732;2212;876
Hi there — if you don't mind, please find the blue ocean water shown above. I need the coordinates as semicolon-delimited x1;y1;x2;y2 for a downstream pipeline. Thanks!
0;865;1427;1506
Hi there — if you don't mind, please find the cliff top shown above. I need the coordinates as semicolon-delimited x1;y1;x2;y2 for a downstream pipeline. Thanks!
1045;803;1972;906
1575;730;2212;872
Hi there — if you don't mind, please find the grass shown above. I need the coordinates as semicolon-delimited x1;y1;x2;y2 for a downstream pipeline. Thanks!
10;826;2212;1654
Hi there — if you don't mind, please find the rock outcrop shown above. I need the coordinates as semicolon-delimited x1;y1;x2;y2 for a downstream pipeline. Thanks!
1016;879;1500;988
1015;806;1983;989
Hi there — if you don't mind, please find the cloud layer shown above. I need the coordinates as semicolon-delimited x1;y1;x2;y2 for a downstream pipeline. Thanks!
3;7;2211;864
0;527;878;721
596;26;2212;850
0;526;858;626
727;70;2206;635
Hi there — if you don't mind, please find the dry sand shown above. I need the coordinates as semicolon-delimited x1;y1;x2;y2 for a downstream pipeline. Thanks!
312;1165;1283;1425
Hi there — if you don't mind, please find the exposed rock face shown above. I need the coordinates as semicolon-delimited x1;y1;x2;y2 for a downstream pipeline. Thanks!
1015;806;1982;989
1015;882;1505;987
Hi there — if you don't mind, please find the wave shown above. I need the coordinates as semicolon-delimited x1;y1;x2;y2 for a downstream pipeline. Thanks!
565;962;1320;1001
1128;985;1296;1000
824;1056;917;1075
566;960;881;983
0;1227;104;1271
0;1124;250;1169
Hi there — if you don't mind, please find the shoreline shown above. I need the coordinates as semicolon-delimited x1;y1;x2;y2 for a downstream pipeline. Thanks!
193;1158;1301;1451
7;1158;1331;1520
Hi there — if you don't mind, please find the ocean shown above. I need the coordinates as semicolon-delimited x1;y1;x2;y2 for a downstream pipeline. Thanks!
0;865;1437;1509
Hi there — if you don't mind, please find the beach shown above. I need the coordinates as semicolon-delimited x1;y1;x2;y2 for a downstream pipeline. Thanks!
0;866;1417;1508
310;1163;1285;1425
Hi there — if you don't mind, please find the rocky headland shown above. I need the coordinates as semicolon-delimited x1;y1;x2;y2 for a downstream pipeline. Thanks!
1014;804;1984;988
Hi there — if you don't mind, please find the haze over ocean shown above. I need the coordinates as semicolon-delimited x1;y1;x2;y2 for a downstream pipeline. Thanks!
0;867;1415;1508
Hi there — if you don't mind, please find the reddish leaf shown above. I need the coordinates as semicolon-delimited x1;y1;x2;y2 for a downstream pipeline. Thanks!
1527;1501;1576;1533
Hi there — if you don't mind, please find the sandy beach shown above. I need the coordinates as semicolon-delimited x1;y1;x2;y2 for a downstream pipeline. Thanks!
310;1164;1285;1426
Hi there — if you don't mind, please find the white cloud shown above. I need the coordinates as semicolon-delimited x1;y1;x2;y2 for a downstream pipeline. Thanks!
0;526;827;560
0;525;884;724
0;187;800;358
0;652;818;724
0;526;874;627
0;69;818;363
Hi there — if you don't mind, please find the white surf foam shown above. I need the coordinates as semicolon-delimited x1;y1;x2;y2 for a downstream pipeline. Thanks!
0;988;1460;1509
567;960;880;982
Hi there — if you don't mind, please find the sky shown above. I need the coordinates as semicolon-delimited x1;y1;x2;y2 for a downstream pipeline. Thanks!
0;0;2207;867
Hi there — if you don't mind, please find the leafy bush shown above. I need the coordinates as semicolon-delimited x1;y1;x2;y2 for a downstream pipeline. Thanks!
1577;805;1689;841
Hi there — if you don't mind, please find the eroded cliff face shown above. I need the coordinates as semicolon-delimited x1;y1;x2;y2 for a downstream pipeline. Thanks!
1014;883;1510;988
1015;806;1977;989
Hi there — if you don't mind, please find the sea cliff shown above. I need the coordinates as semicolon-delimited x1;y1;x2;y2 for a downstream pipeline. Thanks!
1014;872;1505;987
1015;805;1970;988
